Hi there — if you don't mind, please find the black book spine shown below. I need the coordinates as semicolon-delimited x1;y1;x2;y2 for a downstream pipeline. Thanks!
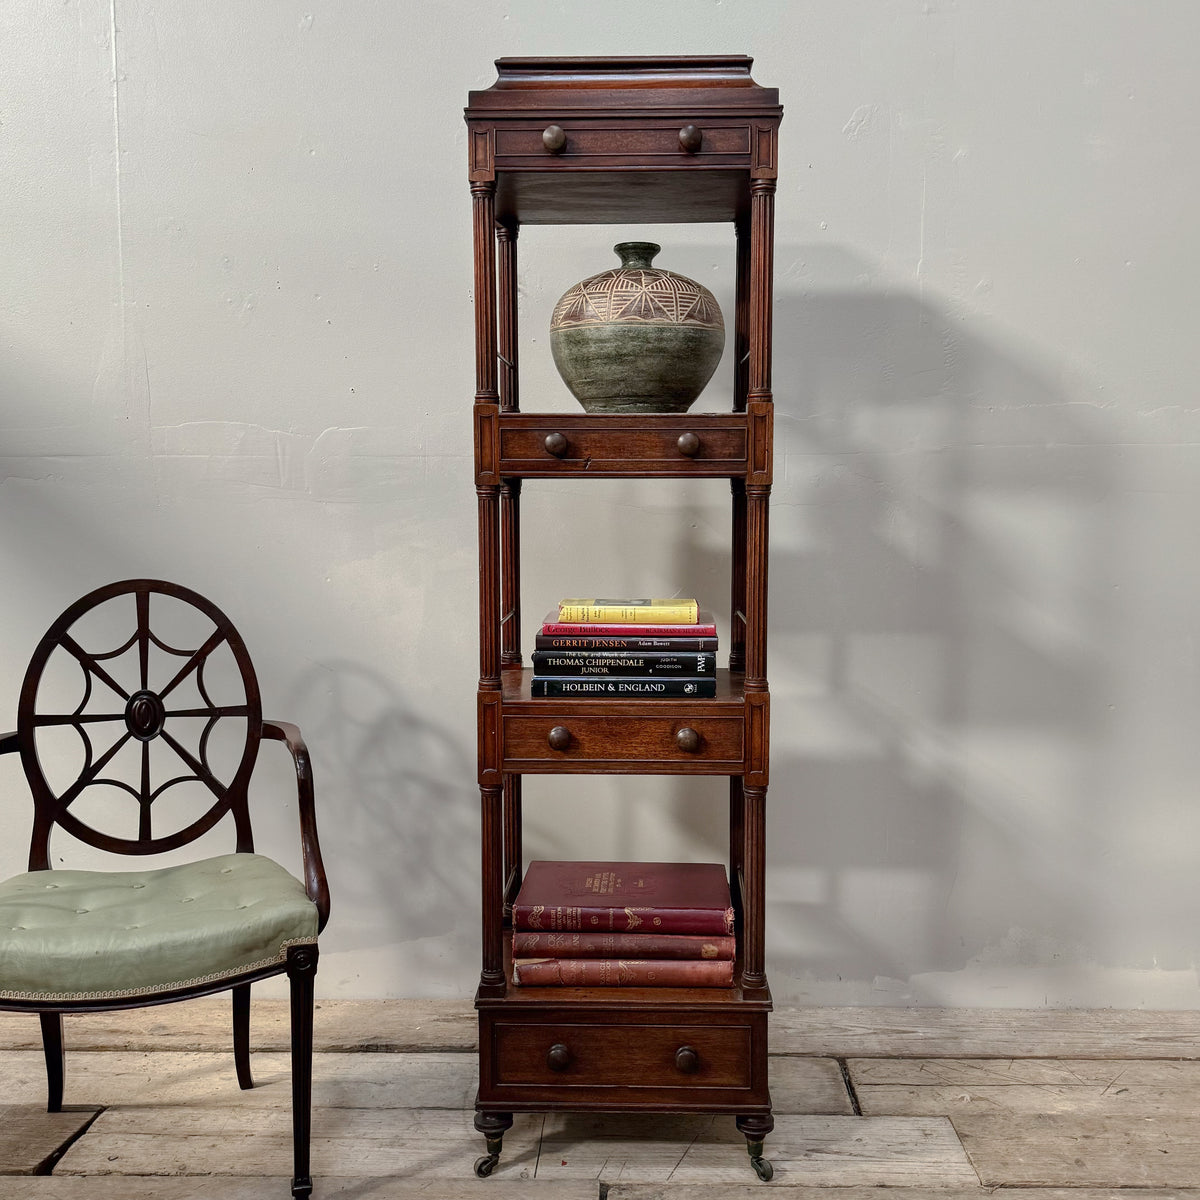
534;634;718;652
531;651;714;677
530;677;717;698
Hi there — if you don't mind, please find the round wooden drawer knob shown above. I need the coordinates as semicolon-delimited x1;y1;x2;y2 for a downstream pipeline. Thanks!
543;125;567;153
675;727;701;753
544;432;568;457
547;1043;571;1071
679;125;703;153
675;1045;700;1073
547;726;571;751
676;432;701;457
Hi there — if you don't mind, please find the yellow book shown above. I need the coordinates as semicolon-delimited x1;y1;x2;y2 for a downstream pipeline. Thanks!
557;598;700;625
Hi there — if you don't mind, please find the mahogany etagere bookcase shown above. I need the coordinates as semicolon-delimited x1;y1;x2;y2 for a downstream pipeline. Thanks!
465;55;782;1180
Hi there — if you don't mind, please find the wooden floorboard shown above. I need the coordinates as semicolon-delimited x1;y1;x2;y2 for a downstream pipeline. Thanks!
6;1187;1200;1200
6;1001;1200;1058
608;1190;1200;1200
536;1113;977;1186
773;1006;1200;1059
852;1057;1200;1117
953;1112;1200;1188
4;1050;479;1110
0;999;476;1054
57;1109;547;1181
0;1106;100;1176
0;1181;600;1199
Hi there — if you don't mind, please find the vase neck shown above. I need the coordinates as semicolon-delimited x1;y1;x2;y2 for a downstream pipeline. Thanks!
613;241;660;270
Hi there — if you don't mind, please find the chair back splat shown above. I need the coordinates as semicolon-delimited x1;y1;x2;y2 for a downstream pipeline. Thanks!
18;579;263;869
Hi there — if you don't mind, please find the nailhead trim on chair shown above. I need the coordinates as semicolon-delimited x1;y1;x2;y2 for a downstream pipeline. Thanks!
0;936;319;1003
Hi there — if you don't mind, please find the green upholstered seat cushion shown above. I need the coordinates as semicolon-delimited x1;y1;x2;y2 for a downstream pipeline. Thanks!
0;853;318;1002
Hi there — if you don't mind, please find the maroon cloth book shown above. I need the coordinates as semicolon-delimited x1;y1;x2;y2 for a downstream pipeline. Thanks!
513;861;735;936
511;929;735;961
512;957;734;987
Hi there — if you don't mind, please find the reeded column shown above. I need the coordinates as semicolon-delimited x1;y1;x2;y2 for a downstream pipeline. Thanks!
496;222;519;412
729;478;747;674
497;220;522;668
729;775;745;917
740;784;767;988
734;216;751;412
741;178;775;992
744;179;774;689
473;181;504;988
744;486;769;688
495;220;523;910
747;180;775;406
473;182;501;689
472;183;499;413
500;479;522;670
480;785;506;985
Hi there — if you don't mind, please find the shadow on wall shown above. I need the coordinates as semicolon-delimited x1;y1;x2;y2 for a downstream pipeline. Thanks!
287;660;477;957
674;246;1120;1000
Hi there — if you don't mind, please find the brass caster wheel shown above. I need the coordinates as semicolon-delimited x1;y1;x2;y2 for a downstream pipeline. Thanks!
474;1153;499;1178
751;1155;774;1181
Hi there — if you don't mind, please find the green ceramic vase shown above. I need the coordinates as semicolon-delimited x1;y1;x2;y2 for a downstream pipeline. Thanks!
549;242;725;414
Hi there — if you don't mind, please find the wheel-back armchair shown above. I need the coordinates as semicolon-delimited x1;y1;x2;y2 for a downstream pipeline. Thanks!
0;579;330;1197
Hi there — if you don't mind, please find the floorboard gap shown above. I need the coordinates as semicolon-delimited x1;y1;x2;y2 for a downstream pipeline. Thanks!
836;1057;863;1115
34;1105;105;1176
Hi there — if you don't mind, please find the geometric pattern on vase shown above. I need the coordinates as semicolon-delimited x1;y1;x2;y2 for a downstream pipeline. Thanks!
551;267;723;330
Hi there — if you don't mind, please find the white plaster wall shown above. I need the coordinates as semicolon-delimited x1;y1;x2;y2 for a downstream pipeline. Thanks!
2;1;1198;1006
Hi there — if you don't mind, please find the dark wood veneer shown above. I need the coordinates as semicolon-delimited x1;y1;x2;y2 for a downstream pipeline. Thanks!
468;55;780;1181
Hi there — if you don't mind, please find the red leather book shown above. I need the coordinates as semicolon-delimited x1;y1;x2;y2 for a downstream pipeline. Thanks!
513;860;734;936
512;957;734;987
511;929;735;961
540;610;717;637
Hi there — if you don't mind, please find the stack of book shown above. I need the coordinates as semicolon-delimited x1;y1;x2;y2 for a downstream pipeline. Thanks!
511;860;736;987
532;598;718;698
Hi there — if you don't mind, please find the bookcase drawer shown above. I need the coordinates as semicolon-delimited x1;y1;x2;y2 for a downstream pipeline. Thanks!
498;421;748;477
492;1020;752;1089
504;715;743;771
493;121;753;169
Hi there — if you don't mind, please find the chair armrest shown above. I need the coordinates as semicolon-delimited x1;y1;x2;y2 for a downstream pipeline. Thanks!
0;731;18;755
263;720;331;932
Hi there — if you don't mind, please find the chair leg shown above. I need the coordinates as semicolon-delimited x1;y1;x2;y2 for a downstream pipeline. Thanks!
39;1012;65;1113
287;944;319;1199
232;983;254;1090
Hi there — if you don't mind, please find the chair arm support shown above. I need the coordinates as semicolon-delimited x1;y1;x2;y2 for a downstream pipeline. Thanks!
0;731;18;755
263;720;331;932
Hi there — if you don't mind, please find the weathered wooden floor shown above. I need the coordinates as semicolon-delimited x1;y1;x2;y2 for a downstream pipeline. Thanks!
2;1001;1200;1197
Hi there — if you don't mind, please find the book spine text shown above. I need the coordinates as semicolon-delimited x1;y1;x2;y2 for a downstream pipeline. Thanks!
530;677;716;698
513;902;735;936
531;651;713;676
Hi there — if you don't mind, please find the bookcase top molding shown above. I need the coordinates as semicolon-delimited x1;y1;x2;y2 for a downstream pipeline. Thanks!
466;55;781;115
465;54;782;225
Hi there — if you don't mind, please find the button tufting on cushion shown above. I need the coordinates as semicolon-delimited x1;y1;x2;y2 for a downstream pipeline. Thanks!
0;853;318;1001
